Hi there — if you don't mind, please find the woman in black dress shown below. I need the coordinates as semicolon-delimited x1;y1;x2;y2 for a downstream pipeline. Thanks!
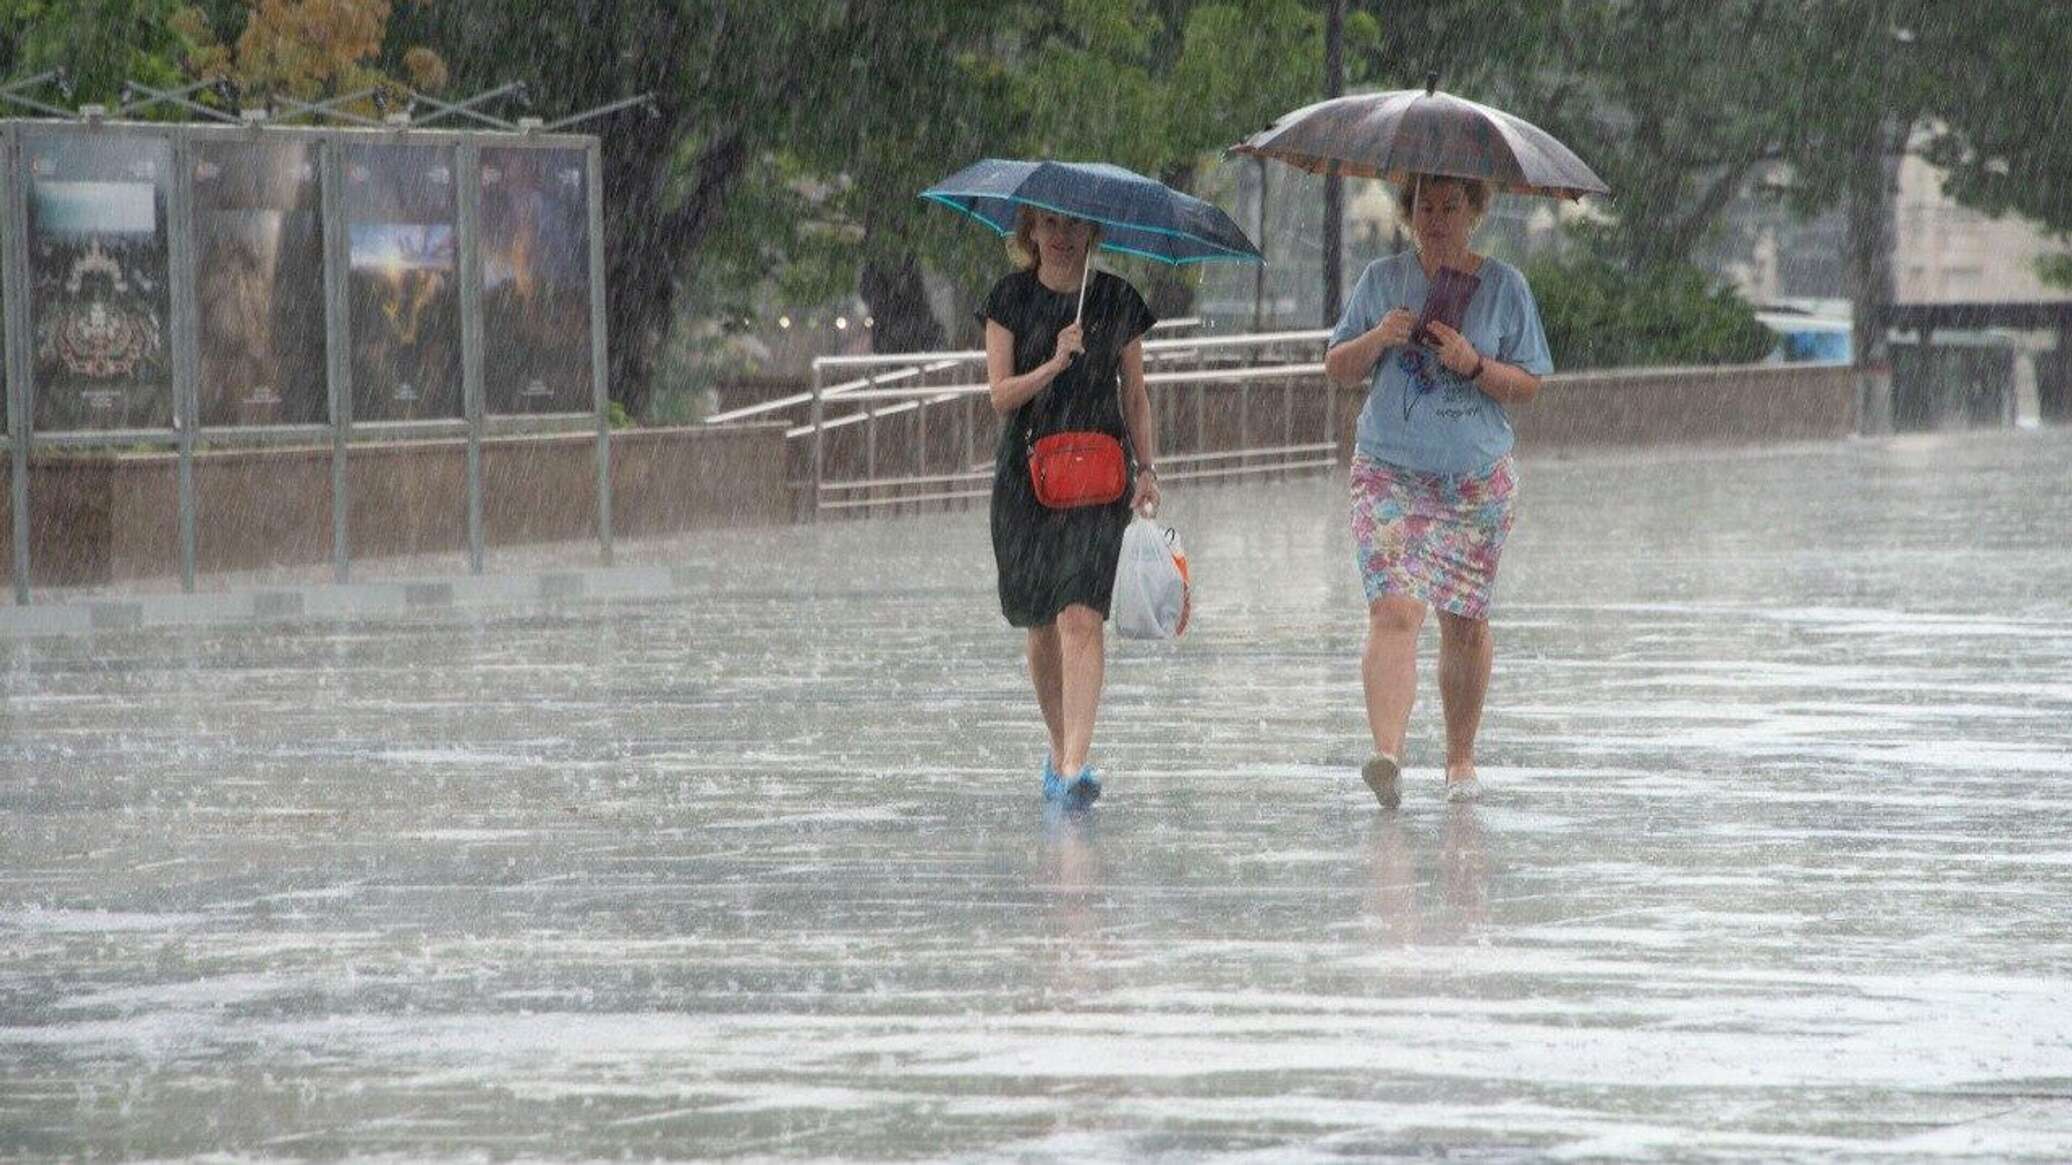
979;207;1160;806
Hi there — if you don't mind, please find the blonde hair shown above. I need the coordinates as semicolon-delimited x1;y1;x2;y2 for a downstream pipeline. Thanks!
1393;174;1494;225
1010;206;1104;274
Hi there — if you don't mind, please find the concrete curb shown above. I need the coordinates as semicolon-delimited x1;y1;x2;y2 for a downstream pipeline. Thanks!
0;563;689;638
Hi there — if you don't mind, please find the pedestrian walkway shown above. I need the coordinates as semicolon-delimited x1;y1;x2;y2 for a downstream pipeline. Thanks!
3;428;2070;1159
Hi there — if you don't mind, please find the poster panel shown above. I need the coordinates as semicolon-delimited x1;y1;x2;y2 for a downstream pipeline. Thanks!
479;146;593;415
25;132;174;432
192;138;327;426
343;143;460;422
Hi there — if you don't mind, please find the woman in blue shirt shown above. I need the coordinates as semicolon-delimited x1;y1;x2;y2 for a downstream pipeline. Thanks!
1323;173;1553;808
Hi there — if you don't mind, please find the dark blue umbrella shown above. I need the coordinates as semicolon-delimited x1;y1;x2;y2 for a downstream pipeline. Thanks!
920;158;1263;266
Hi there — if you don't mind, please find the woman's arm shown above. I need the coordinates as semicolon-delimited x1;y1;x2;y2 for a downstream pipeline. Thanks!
1423;321;1542;405
1469;359;1542;406
985;319;1079;415
1324;308;1417;387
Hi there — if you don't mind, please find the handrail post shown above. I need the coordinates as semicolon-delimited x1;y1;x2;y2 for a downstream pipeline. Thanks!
1323;339;1338;464
808;361;825;523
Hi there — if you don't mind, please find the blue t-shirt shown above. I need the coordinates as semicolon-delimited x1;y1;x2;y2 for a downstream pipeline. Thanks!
1328;251;1554;475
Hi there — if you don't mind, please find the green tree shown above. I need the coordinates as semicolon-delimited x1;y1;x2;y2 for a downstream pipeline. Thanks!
786;0;1344;352
2;0;198;105
1528;253;1773;370
1351;1;2068;373
392;0;862;418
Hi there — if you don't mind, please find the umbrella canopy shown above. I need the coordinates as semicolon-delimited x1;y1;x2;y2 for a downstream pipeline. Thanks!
1231;74;1610;201
921;158;1263;265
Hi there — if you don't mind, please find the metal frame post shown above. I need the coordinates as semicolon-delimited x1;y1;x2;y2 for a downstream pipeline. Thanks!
1;126;29;603
458;140;485;574
908;401;923;512
865;407;878;482
1324;347;1339;462
809;363;825;523
1238;381;1251;471
167;129;200;592
318;138;352;582
962;395;975;473
585;140;612;565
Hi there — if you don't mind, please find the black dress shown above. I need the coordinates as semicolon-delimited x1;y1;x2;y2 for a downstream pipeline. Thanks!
977;268;1158;628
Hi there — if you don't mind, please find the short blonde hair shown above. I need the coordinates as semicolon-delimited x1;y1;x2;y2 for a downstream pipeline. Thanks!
1393;174;1494;223
1010;205;1103;273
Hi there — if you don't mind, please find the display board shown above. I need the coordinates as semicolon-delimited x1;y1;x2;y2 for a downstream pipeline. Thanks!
192;138;328;426
342;142;461;422
23;131;174;432
479;146;593;415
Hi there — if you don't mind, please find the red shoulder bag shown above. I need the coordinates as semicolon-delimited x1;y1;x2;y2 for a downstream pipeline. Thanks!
1027;430;1128;508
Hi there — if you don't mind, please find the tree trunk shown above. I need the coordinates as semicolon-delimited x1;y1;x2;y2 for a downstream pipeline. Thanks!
602;125;747;419
1843;115;1902;434
858;255;945;354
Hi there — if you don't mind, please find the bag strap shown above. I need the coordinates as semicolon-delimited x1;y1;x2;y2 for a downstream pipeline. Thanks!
1024;267;1142;474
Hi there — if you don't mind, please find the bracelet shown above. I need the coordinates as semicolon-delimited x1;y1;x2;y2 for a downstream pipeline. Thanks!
1466;354;1486;381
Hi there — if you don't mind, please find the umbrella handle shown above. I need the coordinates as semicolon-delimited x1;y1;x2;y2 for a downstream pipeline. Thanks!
1075;259;1092;327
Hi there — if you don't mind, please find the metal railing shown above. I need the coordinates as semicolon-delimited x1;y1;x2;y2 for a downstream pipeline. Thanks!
709;324;1341;518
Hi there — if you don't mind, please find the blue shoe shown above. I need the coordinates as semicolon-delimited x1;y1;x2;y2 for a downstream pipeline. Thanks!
1041;755;1067;802
1062;764;1102;808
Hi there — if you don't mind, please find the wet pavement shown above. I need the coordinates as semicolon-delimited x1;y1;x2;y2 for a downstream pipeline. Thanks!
4;427;2071;1161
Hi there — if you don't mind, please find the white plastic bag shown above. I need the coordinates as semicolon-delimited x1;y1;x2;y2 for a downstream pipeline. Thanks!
1113;517;1191;640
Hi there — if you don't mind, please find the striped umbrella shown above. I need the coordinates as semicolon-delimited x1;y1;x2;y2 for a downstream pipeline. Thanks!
1231;73;1610;201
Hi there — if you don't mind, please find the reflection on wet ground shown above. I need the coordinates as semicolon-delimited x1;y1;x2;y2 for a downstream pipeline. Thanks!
4;429;2071;1160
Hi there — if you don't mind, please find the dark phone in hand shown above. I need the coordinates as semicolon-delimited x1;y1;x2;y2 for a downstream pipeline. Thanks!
1413;266;1481;347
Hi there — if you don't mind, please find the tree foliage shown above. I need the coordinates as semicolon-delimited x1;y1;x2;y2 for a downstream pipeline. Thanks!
5;0;2067;407
2;0;199;103
1527;254;1773;371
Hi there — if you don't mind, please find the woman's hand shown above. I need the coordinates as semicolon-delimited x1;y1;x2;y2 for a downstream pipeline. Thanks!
1132;467;1162;516
1050;321;1085;368
1373;308;1417;349
1424;321;1482;378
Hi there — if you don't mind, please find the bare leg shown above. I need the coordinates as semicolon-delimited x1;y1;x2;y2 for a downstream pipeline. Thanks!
1436;611;1493;782
1026;625;1065;767
1055;604;1106;773
1362;596;1426;760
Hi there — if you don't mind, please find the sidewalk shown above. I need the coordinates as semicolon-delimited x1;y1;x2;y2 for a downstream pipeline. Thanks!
4;427;2070;1159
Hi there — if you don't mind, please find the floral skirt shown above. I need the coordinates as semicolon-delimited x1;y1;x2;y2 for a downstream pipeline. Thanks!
1348;453;1517;620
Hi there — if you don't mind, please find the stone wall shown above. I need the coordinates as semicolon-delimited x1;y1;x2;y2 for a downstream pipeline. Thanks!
1;424;787;586
1508;362;1861;449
